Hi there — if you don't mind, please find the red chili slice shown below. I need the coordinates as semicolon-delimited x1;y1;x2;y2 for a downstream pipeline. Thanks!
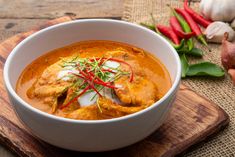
60;85;90;110
61;57;133;109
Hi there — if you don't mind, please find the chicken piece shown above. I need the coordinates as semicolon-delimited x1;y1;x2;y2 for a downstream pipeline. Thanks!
131;47;146;57
66;97;143;120
121;60;145;76
105;48;135;60
98;97;143;116
66;105;104;120
114;76;158;107
27;59;74;113
105;49;145;76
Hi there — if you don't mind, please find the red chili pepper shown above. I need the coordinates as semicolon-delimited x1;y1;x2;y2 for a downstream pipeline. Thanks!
175;8;207;45
94;81;117;89
170;16;195;39
184;0;212;28
61;70;118;109
61;57;133;109
102;69;116;74
89;73;117;89
156;25;180;45
77;68;91;80
88;71;106;84
71;72;117;89
86;81;102;97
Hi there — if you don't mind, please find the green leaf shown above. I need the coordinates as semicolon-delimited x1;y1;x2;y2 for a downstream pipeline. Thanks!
177;47;203;57
180;54;189;78
188;48;204;57
186;62;225;77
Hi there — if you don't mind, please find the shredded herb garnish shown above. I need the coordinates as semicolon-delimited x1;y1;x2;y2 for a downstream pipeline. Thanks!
59;56;133;110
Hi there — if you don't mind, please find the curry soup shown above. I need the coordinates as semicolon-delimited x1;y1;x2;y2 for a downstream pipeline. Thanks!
16;41;171;120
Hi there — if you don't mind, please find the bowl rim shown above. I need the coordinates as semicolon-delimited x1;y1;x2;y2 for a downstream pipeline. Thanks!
3;19;181;124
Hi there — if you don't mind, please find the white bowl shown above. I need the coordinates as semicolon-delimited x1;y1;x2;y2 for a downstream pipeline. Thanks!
3;19;181;152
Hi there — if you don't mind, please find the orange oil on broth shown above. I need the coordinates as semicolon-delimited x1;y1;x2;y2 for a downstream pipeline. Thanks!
16;41;172;120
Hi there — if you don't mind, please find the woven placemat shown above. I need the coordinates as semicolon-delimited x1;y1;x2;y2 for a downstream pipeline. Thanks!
123;0;235;156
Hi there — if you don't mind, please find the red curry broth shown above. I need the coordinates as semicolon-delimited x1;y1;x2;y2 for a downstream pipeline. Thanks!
16;41;171;120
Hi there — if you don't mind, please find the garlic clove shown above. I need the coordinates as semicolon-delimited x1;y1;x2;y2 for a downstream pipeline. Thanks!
205;23;223;39
204;21;235;43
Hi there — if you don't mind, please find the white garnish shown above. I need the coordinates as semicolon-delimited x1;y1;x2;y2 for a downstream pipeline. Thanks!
78;92;97;107
57;68;79;81
100;87;122;104
78;87;121;107
103;61;120;72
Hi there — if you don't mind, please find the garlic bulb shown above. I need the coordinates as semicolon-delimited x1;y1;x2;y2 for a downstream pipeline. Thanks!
200;0;235;22
204;22;235;43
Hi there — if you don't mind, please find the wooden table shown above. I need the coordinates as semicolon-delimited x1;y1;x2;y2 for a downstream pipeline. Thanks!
0;1;123;156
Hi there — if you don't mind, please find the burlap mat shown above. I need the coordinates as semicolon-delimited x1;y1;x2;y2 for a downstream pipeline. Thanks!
123;0;235;156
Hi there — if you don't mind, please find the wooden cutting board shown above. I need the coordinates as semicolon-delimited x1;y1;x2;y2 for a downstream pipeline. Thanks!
0;16;229;157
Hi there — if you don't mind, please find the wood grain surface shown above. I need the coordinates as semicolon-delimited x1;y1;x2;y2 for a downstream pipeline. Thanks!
0;0;123;19
0;16;229;157
0;0;124;44
0;1;123;156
